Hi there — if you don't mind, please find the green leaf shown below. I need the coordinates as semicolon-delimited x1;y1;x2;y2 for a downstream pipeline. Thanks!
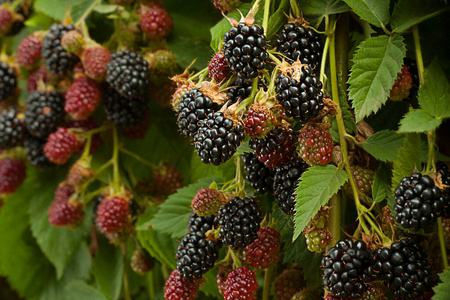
342;0;390;27
93;238;123;300
390;0;449;33
71;0;99;23
433;269;450;300
93;4;118;14
65;281;108;300
363;130;405;162
392;133;422;191
299;0;350;24
372;164;391;203
150;177;221;239
235;141;252;155
398;109;442;133
29;183;93;279
34;0;98;22
266;0;290;40
293;165;348;241
418;59;450;119
348;34;406;121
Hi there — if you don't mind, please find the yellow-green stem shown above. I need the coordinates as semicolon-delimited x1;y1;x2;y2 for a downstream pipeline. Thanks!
148;270;154;299
262;267;273;300
262;0;271;35
81;124;113;137
81;135;92;159
228;248;242;268
319;33;330;85
119;147;156;169
328;194;341;246
112;126;120;192
426;130;436;173
412;26;425;84
121;244;131;300
437;217;449;270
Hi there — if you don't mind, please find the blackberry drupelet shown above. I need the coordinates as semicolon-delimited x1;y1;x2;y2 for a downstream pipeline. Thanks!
176;226;221;280
0;61;17;101
322;239;373;298
25;90;65;139
227;77;266;103
273;158;309;215
217;196;262;249
242;152;275;194
24;137;56;168
276;22;322;69
223;267;258;300
275;61;324;122
106;49;149;99
0;107;27;149
249;126;297;168
191;188;228;216
394;173;443;231
187;211;217;234
194;111;245;166
244;103;276;139
41;24;80;75
222;22;268;79
371;238;432;298
243;226;281;269
103;84;148;127
437;161;450;186
164;269;200;300
176;88;220;138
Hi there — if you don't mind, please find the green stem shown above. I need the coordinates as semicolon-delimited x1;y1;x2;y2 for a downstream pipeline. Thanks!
328;194;341;246
148;270;154;300
121;244;131;300
344;133;363;148
268;52;282;65
119;148;156;169
262;0;271;35
112;126;120;192
228;248;242;268
189;67;208;81
81;135;92;159
437;217;449;270
262;267;273;300
425;130;436;173
319;32;330;86
335;13;349;91
81;124;114;137
412;25;425;84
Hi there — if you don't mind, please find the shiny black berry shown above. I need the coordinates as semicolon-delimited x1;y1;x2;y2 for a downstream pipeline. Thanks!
322;240;373;298
222;22;268;79
193;111;245;166
0;107;27;150
217;196;262;249
187;212;217;234
276;23;322;69
275;63;324;122
227;77;267;103
273;158;308;215
24;136;56;169
41;24;80;75
242;152;275;194
0;61;17;101
106;50;150;99
394;173;443;231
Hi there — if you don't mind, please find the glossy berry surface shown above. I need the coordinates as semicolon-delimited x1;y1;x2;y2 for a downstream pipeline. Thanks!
224;267;258;300
44;127;80;164
297;124;333;166
242;152;275;194
212;0;241;12
96;196;131;234
82;46;110;80
208;52;230;81
25;136;56;169
0;61;17;102
191;188;227;216
389;65;413;101
140;6;173;39
304;228;332;253
244;103;276;139
0;107;27;150
48;183;84;227
243;226;281;269
0;158;26;194
65;77;101;120
17;34;42;68
164;269;200;300
131;247;154;275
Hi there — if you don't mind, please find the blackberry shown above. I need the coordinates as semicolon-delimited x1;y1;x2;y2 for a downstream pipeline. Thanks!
208;51;230;81
217;196;262;249
0;0;30;36
224;267;258;300
41;24;80;75
0;61;17;102
103;84;148;127
0;107;27;150
322;239;373;298
191;188;228;216
243;226;281;269
242;152;275;194
244;103;276;139
187;211;217;234
130;247;154;275
297;122;333;166
194;111;245;166
273;158;309;215
249;126;297;168
404;58;419;92
175;226;221;280
25;90;65;139
222;22;268;79
394;173;443;231
212;0;241;12
0;158;26;194
389;65;413;101
217;263;233;296
24;137;56;168
276;22;322;69
274;267;305;300
371;238;432;297
176;88;220;138
106;50;150;99
436;161;450;186
275;61;324;122
164;269;200;300
304;228;332;253
227;77;266;103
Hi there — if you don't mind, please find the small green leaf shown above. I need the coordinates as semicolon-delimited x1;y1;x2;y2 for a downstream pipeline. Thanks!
299;0;350;24
363;130;405;162
342;0;390;27
93;238;123;300
433;269;450;300
150;177;221;239
235;141;252;155
392;133;421;192
418;59;450;119
266;0;290;40
93;4;118;14
71;0;99;23
65;281;108;300
390;0;449;33
398;109;442;133
348;34;406;121
372;164;391;203
293;165;348;241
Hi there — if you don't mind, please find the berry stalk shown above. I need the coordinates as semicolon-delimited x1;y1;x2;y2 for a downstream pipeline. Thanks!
413;25;425;84
112;126;121;192
437;217;449;269
119;147;157;169
262;266;272;300
121;243;131;300
262;0;270;35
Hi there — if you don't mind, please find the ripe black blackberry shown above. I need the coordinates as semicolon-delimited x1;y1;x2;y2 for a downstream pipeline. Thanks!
371;238;432;298
322;239;373;298
0;61;17;102
242;152;275;194
103;85;148;127
175;226;222;280
273;158;309;215
222;21;268;79
106;50;149;99
25;90;65;139
437;161;450;186
275;61;324;122
194;111;245;166
187;211;217;234
227;77;267;103
176;88;221;138
276;21;322;69
41;24;80;75
394;173;443;231
217;196;262;249
24;137;56;168
0;107;27;150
